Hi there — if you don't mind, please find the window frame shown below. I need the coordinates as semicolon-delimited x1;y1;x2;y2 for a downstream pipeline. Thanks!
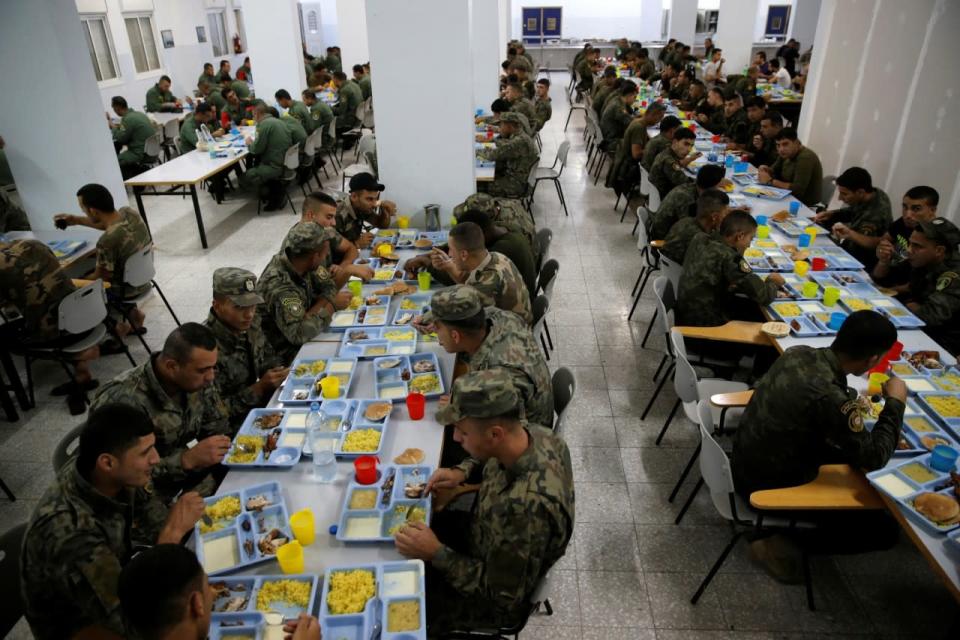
207;10;228;57
123;12;162;77
80;13;121;84
233;8;247;53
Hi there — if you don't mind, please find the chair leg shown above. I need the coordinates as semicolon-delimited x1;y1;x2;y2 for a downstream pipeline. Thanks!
691;530;744;604
802;551;815;611
627;286;646;322
540;332;550;361
0;476;15;501
640;309;658;349
669;443;702;503
674;476;704;525
655;399;681;445
120;307;152;356
24;355;36;408
563;109;574;132
636;265;656;300
631;266;646;297
553;180;569;217
632;216;640;236
615;192;622;213
543;318;554;350
153;282;181;326
652;353;668;381
640;362;673;420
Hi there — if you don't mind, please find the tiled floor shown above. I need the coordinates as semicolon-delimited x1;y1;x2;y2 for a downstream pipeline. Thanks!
3;76;957;639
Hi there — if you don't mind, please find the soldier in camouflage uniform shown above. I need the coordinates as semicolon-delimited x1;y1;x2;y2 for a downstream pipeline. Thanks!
258;222;350;362
815;167;893;270
648;127;699;199
21;404;205;640
335;172;397;246
241;104;293;199
145;75;184;112
205;268;288;425
609;103;666;195
0;192;30;232
478;112;539;199
661;189;730;264
719;95;750;146
394;368;573;636
533;79;552;130
109;96;158;178
600;83;639;153
647;164;726;240
299;191;372;287
451;193;537;261
505;82;537;128
90;323;232;501
332;71;363;133
903;218;960;355
640;115;682;172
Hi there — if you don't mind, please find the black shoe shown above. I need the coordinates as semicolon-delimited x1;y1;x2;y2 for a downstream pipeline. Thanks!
130;326;148;336
99;339;128;355
51;379;99;397
67;391;88;416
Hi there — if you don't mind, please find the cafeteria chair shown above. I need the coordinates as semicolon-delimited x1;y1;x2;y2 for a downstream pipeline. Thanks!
341;133;377;191
532;295;551;361
659;253;683;293
563;86;587;132
52;423;85;473
160;118;180;161
142;132;163;171
626;212;660;322
323;117;341;173
536;258;559;352
338;98;373;162
815;173;837;212
443;571;554;640
110;244;182;354
530;141;571;217
302;129;324;190
256;144;301;216
534;229;553;274
0;521;27;636
552;367;576;435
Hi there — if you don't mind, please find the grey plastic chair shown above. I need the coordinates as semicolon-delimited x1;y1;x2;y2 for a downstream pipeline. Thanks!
551;367;576;435
532;141;571;217
342;134;377;190
0;522;27;636
53;423;85;472
303;128;324;189
537;259;559;352
112;244;181;354
532;295;551;361
535;228;553;271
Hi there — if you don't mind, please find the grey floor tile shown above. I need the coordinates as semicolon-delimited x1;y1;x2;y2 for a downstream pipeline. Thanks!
574;522;643;572
620;447;694;484
615;416;701;449
627;482;721;526
645;571;727;630
565;389;614;419
518;625;583;639
583;628;656;640
575;482;634;523
563;366;608;391
557;343;604;368
559;415;619;448
636;524;739;574
569;446;625;483
527;569;582;628
577;571;653;627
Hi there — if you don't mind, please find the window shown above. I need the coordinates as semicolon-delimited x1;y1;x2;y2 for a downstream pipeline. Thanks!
207;11;227;57
233;9;247;52
81;15;119;82
307;10;319;33
124;14;161;74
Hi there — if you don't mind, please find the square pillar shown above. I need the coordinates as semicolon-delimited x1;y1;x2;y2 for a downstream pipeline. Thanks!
245;0;306;104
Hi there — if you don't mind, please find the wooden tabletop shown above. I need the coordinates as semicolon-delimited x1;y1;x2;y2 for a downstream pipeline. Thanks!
710;389;754;407
676;321;772;346
750;464;885;511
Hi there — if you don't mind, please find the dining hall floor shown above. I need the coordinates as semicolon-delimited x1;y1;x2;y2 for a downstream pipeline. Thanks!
2;75;957;639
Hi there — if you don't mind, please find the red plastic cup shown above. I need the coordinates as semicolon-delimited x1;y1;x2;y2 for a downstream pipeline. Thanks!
406;392;425;420
711;135;721;143
811;257;827;271
887;340;904;361
688;123;697;133
641;100;647;107
354;456;378;485
741;154;750;162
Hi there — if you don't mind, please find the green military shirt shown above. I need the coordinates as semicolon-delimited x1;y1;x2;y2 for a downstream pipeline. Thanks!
286;99;315;134
509;98;538;132
90;356;231;500
250;114;293;170
145;84;176;112
770;145;823;207
600;98;632;151
0;195;30;232
592;82;615;119
510;55;534;74
225;100;249;125
490;232;538;302
661;216;708;264
96;206;151;298
479;131;539;199
358;74;372;100
575;58;595;92
533;97;552;130
637;59;656;80
214;71;230;84
640;132;670;172
257;252;337;362
0;239;75;342
431;424;573;633
231;80;252;100
177;112;204;154
732;346;905;497
198;72;217;89
832;188;893;264
676;235;779;326
649;147;692;199
204;309;283;423
722;108;750;145
647;182;698;240
21;462;169;640
909;257;960;355
700;104;726;134
281;114;308;152
493;199;538;260
611;118;650;185
334;80;364;130
204;88;228;115
466;251;533;325
325;54;343;74
112;109;156;163
309;100;335;149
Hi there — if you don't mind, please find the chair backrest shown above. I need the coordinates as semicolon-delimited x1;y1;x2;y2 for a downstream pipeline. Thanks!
552;366;576;433
58;280;107;335
527;162;538;190
123;244;158;288
143;131;162;159
535;228;553;265
357;133;377;156
355;96;370;122
652;276;676;355
670;328;701;404
360;98;375;128
162;117;179;140
697;400;738;521
361;151;377;176
556;140;571;169
532;294;549;358
659;253;683;291
173;135;182;156
283;143;301;170
639;166;653;202
0;522;27;636
53;423;86;472
327;115;337;141
820;174;837;209
304;128;322;156
636;208;650;253
538;258;559;300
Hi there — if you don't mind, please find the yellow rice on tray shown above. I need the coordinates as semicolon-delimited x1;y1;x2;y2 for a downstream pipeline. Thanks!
342;429;381;452
327;569;376;614
199;496;241;533
256;579;311;611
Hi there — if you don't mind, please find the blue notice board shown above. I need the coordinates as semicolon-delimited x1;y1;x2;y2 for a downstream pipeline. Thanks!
764;4;791;37
522;6;562;44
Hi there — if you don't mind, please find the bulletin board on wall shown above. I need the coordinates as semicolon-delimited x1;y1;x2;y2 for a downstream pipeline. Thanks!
521;7;562;45
764;4;791;38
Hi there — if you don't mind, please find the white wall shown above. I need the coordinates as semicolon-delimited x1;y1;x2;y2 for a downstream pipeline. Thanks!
318;0;340;50
798;0;960;221
788;0;820;50
245;0;304;102
300;1;325;56
336;0;369;68
471;0;501;111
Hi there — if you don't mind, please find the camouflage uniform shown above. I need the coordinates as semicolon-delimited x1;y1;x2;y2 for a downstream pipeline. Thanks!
231;80;252;100
225;99;250;125
204;268;283;424
508;97;538;131
358;74;372;100
591;82;616;119
20;461;169;640
466;251;533;325
0;239;75;342
112;108;156;168
335;196;380;243
831;188;893;268
452;193;538;263
280;114;308;155
427;369;574;636
533;96;552;130
640;132;670;172
285;99;316;134
90;359;230;501
660;216;709;264
907;219;960;355
732;345;905;497
0;194;30;232
478;113;539;199
428;286;553;428
721;108;750;145
676;235;779;327
575;57;595;93
145;83;177;112
96;206;152;298
240;113;292;189
177;112;206;154
257;223;339;362
610;117;650;192
600;98;633;152
649;147;693;200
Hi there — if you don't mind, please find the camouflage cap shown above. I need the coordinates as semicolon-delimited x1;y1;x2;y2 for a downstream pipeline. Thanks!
453;193;496;217
918;218;960;251
499;112;524;126
213;267;263;306
436;368;523;424
283;221;336;254
430;285;484;322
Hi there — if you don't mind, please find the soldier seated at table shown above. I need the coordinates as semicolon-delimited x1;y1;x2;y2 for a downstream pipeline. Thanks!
241;103;293;211
504;82;537;128
393;369;574;637
871;185;940;293
331;70;363;136
21;403;204;640
146;74;190;113
300;191;372;287
648;163;726;241
257;222;352;363
108;96;157;179
814;167;893;271
901;218;960;356
600;83;639;154
661;189;731;265
640;115;682;173
693;87;726;135
533;78;552;130
746;109;783;167
301;89;335;152
609;102;666;197
756;127;823;207
197;62;217;90
90;323;232;501
452;209;538;303
649;127;700;200
335;172;397;248
477;112;539;200
204;268;288;426
731;311;905;583
452;193;537;261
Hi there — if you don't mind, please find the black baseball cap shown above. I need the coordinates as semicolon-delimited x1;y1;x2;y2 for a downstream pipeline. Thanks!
348;172;384;193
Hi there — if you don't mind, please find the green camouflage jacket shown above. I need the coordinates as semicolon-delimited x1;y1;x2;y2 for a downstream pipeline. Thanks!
479;131;539;199
96;206;152;298
466;251;533;325
647;182;698;241
640;132;670;172
335;197;379;243
249;114;293;170
145;84;176;112
660;216;709;264
908;257;960;355
833;188;893;266
286;99;315;134
600;98;633;151
309;100;335;149
334;80;363;129
649;147;692;199
0;239;75;341
533;97;552;130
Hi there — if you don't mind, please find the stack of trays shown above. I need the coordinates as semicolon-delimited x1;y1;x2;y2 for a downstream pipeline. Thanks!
767;300;834;337
194;482;292;574
320;560;427;640
208;574;320;639
302;399;394;459
279;357;358;403
338;326;418;358
393;293;432;325
336;465;433;542
867;453;960;534
373;353;444;401
224;410;309;467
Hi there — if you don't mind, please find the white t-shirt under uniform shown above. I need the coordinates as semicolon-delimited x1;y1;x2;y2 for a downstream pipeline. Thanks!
772;67;792;88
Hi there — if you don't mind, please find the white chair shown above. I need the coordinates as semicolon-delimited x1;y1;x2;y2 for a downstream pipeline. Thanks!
522;161;541;214
659;253;683;293
627;211;660;321
303;128;324;189
552;367;576;435
112;245;181;354
359;97;375;130
142;132;163;169
341;133;377;190
532;141;571;217
534;228;553;272
816;173;837;212
563;75;587;131
161;118;180;160
323;116;341;172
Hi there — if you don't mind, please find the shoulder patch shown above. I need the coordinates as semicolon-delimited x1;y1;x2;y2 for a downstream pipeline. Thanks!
671;162;680;171
281;297;304;317
936;272;958;291
840;400;865;433
739;260;751;273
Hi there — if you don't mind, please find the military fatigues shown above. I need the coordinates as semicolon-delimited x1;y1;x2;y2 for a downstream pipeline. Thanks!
335;197;380;244
177;112;207;154
609;116;654;194
722;108;750;146
20;462;169;640
700;104;726;135
334;80;364;131
203;88;227;116
96;206;152;298
145;84;177;112
591;82;616;119
241;114;293;189
661;216;709;264
600;99;633;152
832;188;893;269
225;100;249;125
90;357;231;501
575;58;595;93
640;132;670;172
648;182;697;241
490;232;538;301
509;97;538;131
479;126;539;199
309;100;335;150
909;256;960;355
325;54;343;74
466;251;533;325
113;109;156;174
0;239;75;342
198;72;217;89
238;64;253;82
281;114;308;155
0;195;30;232
427;371;574;636
358;74;372;100
286;99;315;134
649;147;692;200
732;346;905;497
750;134;778;167
676;235;779;327
452;194;538;264
533;97;552;130
231;80;252;100
770;146;823;207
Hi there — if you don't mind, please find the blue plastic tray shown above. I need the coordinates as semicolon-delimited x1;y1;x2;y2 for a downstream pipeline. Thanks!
301;398;393;459
770;219;809;237
338;326;419;359
373;353;444;402
740;184;793;200
224;409;309;468
839;297;925;329
279;357;358;404
745;248;793;272
45;239;87;258
194;482;292;575
336;464;433;543
866;453;960;535
916;393;960;437
319;560;427;640
805;247;863;270
208;574;320;637
392;293;433;326
392;229;419;249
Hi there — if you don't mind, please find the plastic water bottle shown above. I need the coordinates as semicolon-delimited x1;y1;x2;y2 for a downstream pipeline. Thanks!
306;402;323;432
307;403;336;482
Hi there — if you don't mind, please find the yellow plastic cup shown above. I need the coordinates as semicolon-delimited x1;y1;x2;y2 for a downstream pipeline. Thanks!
397;216;410;229
417;271;431;291
804;227;818;243
377;243;393;258
794;260;810;276
449;215;458;227
867;372;889;396
276;540;304;574
802;281;818;298
823;286;840;307
757;225;770;239
319;375;340;399
347;280;362;297
289;509;315;546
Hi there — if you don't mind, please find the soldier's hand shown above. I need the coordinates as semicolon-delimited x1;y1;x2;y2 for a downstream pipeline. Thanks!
379;200;397;217
394;521;441;561
158;491;205;543
813;210;833;224
357;232;374;249
883;377;907;403
425;468;466;495
876;238;894;263
832;222;850;239
767;273;786;287
403;255;430;278
182;435;231;471
53;214;75;229
335;290;354;310
284;613;321;640
258;367;289;393
411;315;435;335
349;264;375;282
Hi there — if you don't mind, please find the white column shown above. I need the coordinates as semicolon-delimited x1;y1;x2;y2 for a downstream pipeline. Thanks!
788;0;821;52
245;0;304;105
499;0;511;53
0;0;126;231
638;0;664;42
471;0;501;112
716;0;761;72
669;0;699;45
365;0;475;222
336;0;370;69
